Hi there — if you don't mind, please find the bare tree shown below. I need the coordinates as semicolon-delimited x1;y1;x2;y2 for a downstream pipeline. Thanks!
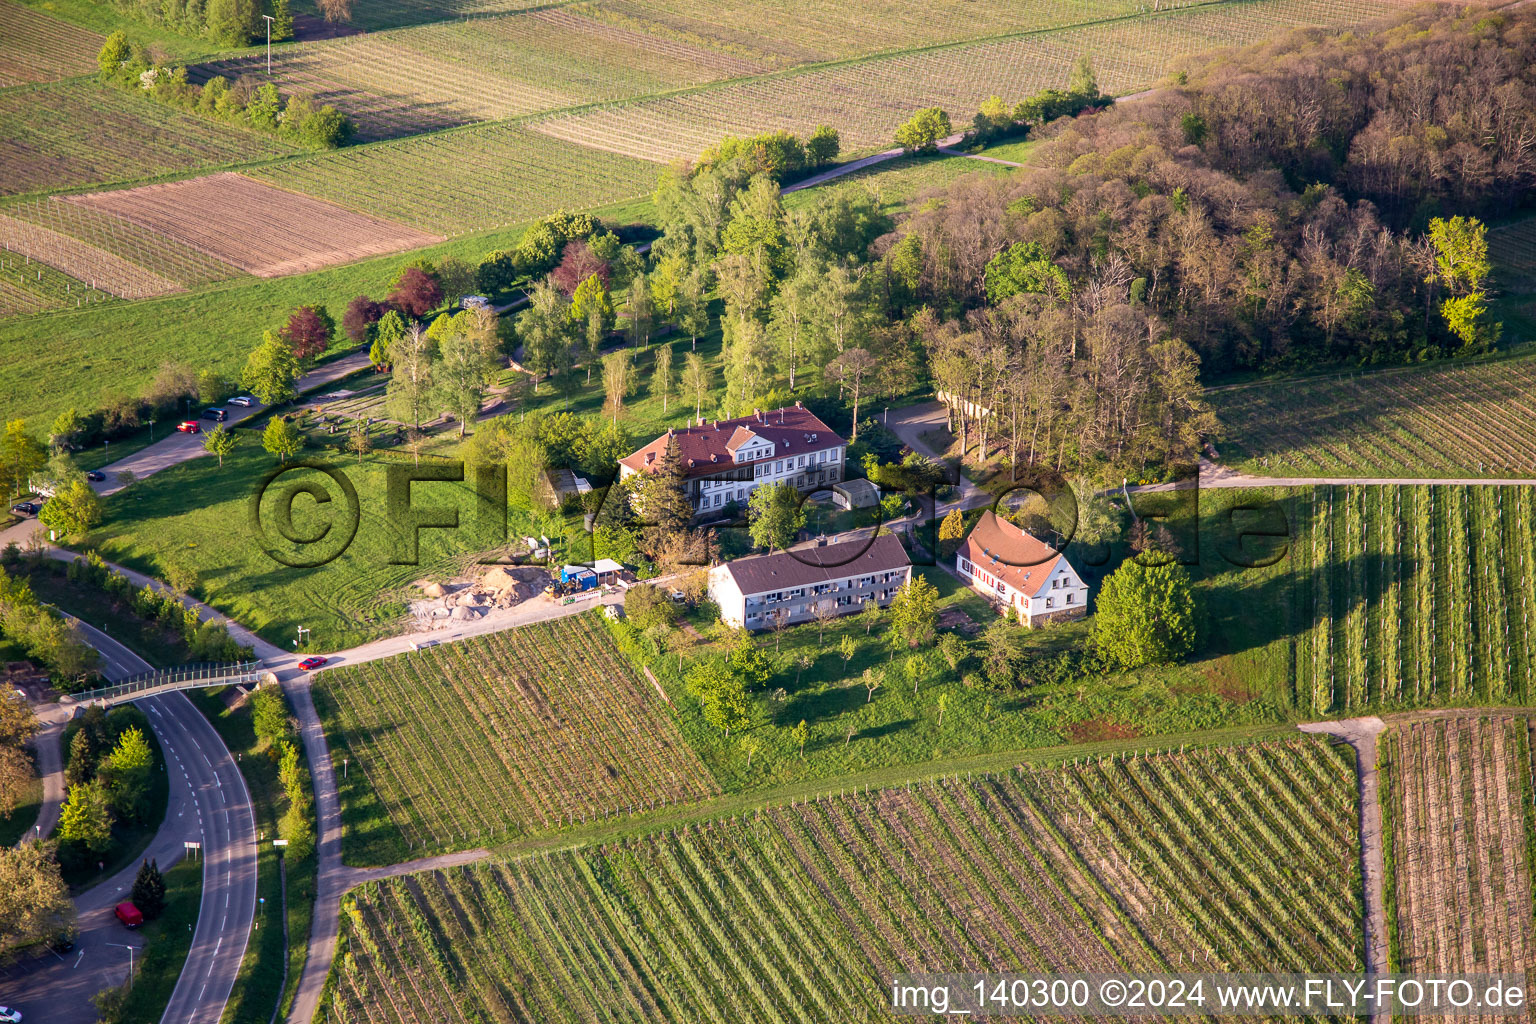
825;348;876;440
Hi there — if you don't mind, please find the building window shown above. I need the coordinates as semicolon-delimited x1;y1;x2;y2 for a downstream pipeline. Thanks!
1066;592;1075;604
1045;597;1055;609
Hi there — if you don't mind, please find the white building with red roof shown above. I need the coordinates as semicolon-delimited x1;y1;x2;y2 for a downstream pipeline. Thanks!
957;510;1089;626
618;403;847;514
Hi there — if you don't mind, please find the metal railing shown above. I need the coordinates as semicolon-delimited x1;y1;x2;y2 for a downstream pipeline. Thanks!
68;660;266;705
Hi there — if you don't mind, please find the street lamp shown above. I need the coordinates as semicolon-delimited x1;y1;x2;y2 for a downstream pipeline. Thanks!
147;419;155;442
262;15;274;75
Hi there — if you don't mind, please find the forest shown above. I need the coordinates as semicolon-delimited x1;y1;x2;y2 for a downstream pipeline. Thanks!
890;5;1532;473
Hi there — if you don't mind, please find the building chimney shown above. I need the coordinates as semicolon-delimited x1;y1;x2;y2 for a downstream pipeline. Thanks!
795;400;803;408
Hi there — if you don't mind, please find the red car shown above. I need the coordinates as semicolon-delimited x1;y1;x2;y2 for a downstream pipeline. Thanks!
176;420;200;434
298;656;327;671
114;902;143;928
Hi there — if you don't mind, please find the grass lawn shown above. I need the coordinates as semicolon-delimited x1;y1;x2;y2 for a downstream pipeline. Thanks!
185;686;316;1024
0;773;42;845
20;558;192;668
56;705;170;892
88;441;498;650
92;857;202;1024
968;137;1039;163
785;152;1009;217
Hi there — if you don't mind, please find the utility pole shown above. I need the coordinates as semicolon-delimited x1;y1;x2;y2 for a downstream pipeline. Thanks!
262;15;274;75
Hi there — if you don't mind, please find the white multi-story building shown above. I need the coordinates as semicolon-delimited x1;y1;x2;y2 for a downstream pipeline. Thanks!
617;403;846;514
957;510;1089;626
708;534;913;630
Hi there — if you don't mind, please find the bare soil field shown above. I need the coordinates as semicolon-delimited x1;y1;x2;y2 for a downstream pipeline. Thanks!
1383;714;1535;1022
66;173;444;277
0;0;103;87
0;211;181;298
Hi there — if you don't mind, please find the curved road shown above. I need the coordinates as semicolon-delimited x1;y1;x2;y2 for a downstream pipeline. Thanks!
0;622;257;1024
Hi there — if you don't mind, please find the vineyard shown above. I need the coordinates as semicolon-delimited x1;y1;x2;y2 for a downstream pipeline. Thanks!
1491;217;1536;281
0;210;183;299
0;0;102;87
0;250;111;317
1287;485;1536;716
292;0;547;32
1211;355;1536;477
0;80;296;196
1382;716;1535;999
191;8;759;143
321;737;1360;1023
4;195;245;293
572;0;1212;68
67;174;443;277
251;125;658;236
535;0;1400;161
314;614;719;861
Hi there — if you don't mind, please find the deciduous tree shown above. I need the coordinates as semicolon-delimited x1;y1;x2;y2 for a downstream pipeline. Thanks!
58;780;113;854
0;844;74;952
202;423;236;467
746;480;804;550
261;417;303;464
1092;560;1196;669
894;107;952;153
887;576;938;650
241;331;301;406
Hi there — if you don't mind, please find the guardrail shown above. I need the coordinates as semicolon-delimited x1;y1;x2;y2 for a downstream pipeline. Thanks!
67;660;267;705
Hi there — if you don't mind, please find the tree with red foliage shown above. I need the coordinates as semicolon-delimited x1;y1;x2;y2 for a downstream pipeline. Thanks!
280;304;334;363
549;239;610;297
342;295;385;344
389;268;443;319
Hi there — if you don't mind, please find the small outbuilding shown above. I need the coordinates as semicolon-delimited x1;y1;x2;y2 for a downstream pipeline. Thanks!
560;565;598;590
832;478;881;510
591;558;624;586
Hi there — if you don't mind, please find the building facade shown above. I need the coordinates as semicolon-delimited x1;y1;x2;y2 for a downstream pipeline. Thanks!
957;510;1089;626
618;403;846;514
708;534;912;630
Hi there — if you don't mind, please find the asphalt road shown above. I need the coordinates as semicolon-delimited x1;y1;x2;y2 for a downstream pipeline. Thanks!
0;624;256;1024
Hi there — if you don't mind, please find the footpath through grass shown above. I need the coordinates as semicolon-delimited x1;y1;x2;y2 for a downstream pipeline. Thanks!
93;858;202;1024
185;687;317;1024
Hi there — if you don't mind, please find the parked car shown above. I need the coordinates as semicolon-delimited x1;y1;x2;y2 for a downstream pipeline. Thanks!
202;407;228;421
228;395;256;407
410;639;440;651
176;421;200;434
10;502;39;516
298;656;328;671
0;1005;22;1023
85;470;105;482
114;902;143;928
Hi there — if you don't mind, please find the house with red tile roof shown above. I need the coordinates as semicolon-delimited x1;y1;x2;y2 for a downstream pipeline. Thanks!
957;510;1088;626
617;403;847;514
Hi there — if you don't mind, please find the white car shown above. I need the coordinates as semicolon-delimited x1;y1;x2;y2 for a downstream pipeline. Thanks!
0;1005;24;1023
228;395;256;407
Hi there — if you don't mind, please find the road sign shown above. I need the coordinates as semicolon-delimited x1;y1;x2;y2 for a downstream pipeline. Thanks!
272;839;289;847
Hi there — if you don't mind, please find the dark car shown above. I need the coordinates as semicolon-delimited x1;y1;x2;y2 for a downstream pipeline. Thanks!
85;470;106;482
298;656;328;671
10;502;39;516
202;407;228;421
